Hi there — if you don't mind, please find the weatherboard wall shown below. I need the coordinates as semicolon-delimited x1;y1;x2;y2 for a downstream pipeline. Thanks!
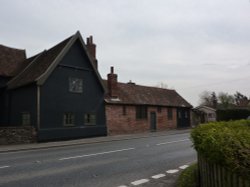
38;40;106;141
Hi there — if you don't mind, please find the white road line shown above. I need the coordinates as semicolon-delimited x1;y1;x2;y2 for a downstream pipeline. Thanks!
166;169;179;174
179;165;189;170
117;185;127;187
156;139;189;146
131;179;149;186
151;173;166;179
0;165;10;169
59;147;135;161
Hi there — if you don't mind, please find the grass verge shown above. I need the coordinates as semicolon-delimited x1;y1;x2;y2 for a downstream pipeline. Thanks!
176;163;199;187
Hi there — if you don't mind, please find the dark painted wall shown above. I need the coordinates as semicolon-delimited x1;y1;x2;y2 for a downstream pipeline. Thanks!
0;76;10;88
177;108;191;128
0;77;11;125
0;89;8;125
8;85;37;127
39;39;106;141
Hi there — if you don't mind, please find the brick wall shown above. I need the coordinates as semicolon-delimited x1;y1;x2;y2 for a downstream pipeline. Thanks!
0;126;36;144
106;104;177;135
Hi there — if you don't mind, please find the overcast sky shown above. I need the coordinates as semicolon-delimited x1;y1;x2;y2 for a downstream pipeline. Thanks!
1;0;250;106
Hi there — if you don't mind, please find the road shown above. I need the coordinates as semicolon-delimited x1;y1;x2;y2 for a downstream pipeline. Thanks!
0;132;196;187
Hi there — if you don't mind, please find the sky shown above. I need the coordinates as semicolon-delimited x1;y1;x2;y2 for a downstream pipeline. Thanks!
1;0;250;106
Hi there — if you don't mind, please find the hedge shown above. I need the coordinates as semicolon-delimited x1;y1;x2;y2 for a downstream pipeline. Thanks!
217;109;250;121
191;120;250;180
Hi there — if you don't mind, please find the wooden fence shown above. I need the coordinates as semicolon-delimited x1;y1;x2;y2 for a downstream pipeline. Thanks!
198;154;250;187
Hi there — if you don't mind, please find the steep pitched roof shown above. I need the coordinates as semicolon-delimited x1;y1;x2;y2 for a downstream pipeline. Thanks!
0;45;27;77
104;81;192;108
8;31;106;91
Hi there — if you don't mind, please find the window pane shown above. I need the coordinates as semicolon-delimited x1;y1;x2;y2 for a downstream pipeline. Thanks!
69;77;83;93
168;108;173;120
136;106;147;119
123;106;127;115
22;112;31;126
64;113;75;126
84;114;96;125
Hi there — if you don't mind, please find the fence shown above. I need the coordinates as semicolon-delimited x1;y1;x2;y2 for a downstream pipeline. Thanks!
198;154;250;187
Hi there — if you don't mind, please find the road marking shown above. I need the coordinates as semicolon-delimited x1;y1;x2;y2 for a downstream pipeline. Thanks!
131;179;149;186
179;165;189;169
166;169;179;174
151;173;166;179
156;139;189;146
0;165;10;169
59;147;135;160
117;186;127;187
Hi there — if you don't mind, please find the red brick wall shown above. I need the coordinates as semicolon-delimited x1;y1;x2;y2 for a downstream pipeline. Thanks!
106;104;177;135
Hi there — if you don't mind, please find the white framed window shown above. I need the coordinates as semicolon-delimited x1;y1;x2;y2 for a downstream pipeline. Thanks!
69;77;83;93
63;113;75;126
22;112;31;126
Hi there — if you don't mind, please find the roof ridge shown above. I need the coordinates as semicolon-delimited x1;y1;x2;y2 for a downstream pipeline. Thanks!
117;81;174;91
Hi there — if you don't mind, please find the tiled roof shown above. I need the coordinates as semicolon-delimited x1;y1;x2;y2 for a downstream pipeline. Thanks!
7;35;73;89
0;45;26;77
104;81;192;107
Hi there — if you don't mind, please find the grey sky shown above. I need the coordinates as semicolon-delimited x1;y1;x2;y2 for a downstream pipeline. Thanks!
1;0;250;105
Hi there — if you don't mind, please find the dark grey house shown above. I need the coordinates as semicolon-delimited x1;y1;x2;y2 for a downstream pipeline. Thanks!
0;31;107;141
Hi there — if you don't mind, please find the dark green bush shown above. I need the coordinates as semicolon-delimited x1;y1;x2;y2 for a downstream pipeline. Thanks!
217;109;250;121
191;120;250;179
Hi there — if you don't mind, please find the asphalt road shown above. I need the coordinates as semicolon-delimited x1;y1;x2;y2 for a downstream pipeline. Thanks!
0;132;196;187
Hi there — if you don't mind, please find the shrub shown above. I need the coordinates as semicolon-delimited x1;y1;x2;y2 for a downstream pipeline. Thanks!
217;109;250;121
191;120;250;179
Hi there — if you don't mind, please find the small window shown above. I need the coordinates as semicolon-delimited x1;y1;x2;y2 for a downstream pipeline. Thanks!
22;112;31;126
157;106;162;113
63;113;75;126
178;111;182;118
122;106;127;115
167;108;173;120
136;106;148;119
69;77;83;93
185;111;188;118
84;114;96;125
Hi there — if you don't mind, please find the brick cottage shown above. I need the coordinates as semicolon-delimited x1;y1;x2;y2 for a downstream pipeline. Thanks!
104;67;192;135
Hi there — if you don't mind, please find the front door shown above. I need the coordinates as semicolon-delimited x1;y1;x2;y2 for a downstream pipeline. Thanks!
177;108;190;128
150;112;157;131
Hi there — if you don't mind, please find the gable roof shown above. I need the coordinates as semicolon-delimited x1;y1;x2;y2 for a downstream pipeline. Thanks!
0;44;27;77
104;81;192;108
7;31;106;91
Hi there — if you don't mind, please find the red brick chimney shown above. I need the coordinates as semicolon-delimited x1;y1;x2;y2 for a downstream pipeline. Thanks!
86;36;98;70
107;66;118;98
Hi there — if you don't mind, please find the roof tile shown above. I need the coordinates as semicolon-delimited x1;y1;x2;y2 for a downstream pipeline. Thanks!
104;81;192;107
0;45;26;77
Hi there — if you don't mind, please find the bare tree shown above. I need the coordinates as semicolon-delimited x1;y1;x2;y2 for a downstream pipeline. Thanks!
234;92;249;107
217;92;234;109
199;91;215;107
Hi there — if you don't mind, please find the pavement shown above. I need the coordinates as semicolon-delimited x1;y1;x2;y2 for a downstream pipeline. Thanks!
0;128;191;153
